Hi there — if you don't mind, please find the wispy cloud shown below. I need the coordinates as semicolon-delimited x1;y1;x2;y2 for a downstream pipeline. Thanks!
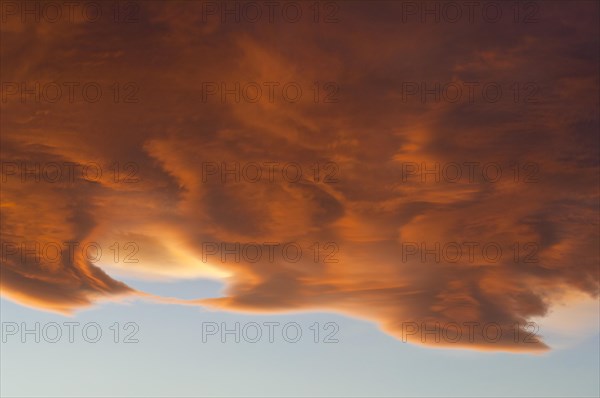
1;0;598;351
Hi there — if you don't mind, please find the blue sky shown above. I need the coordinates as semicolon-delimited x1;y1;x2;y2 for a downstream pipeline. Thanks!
2;278;598;397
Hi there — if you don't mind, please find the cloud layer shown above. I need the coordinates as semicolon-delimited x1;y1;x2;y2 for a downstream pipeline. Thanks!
1;1;598;351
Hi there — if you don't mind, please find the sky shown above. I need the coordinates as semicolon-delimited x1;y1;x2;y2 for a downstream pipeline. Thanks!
0;0;599;396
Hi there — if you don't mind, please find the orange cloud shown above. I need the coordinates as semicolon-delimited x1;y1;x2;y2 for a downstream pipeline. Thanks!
1;0;598;351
